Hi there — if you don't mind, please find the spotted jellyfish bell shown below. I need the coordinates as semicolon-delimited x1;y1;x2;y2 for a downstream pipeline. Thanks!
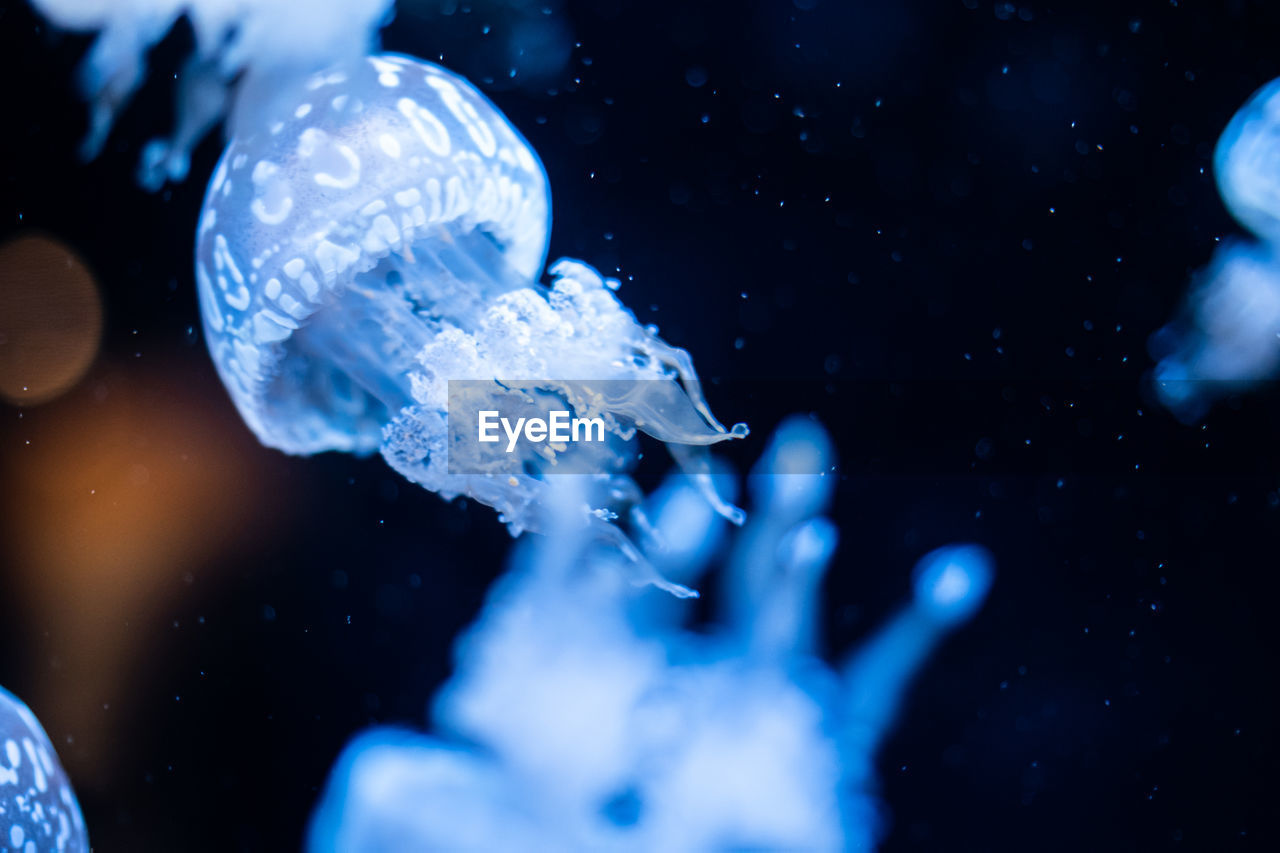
0;685;89;852
195;53;746;596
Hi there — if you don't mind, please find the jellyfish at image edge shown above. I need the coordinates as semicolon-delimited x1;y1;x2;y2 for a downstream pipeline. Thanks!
1151;78;1280;422
0;685;89;852
30;0;393;188
195;53;747;596
307;417;995;850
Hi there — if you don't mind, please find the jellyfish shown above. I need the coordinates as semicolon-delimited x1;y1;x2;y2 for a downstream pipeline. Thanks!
307;418;994;851
196;53;746;596
1214;78;1280;246
1150;241;1280;422
30;0;393;188
0;685;89;852
1151;78;1280;421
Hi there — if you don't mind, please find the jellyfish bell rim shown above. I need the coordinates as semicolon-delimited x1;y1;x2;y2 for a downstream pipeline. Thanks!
1215;76;1280;242
193;52;552;457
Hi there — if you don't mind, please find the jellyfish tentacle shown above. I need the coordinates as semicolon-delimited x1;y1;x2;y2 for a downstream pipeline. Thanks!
592;518;699;599
76;9;181;161
665;442;747;526
34;0;395;189
747;517;838;661
724;417;837;638
838;545;993;766
648;336;737;436
139;53;230;189
381;403;697;597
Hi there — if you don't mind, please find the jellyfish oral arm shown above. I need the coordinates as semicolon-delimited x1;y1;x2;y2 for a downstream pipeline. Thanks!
840;545;994;757
32;0;395;188
310;421;996;851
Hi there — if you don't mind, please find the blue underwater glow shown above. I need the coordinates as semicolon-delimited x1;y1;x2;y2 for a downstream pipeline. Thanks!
0;686;88;852
308;419;994;851
193;53;746;595
1151;79;1280;422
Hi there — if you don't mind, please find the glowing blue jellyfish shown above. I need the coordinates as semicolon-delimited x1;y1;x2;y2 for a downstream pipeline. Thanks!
195;54;745;595
31;0;393;188
0;686;89;852
308;418;994;850
1151;79;1280;421
1150;242;1280;421
1215;79;1280;246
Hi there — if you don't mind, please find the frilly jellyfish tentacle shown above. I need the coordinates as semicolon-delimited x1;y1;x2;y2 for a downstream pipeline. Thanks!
195;54;745;594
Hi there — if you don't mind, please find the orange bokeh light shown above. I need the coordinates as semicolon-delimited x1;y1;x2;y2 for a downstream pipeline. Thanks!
2;360;281;787
0;233;103;406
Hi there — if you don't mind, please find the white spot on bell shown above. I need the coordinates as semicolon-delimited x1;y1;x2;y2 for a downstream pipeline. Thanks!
251;196;293;225
397;97;451;157
394;188;421;207
314;145;361;189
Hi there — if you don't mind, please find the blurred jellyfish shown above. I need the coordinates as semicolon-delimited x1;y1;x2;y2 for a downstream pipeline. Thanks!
1150;242;1280;421
1151;79;1280;421
1215;79;1280;246
0;686;88;852
31;0;393;188
308;418;994;850
195;53;745;596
